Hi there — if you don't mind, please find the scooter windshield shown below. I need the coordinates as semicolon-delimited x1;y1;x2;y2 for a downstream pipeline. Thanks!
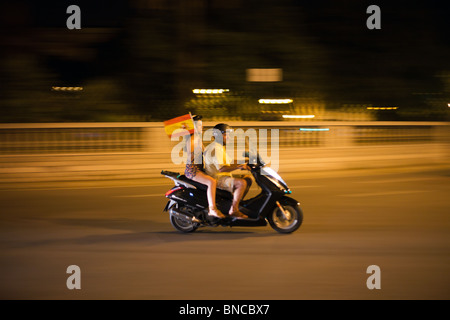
261;167;289;190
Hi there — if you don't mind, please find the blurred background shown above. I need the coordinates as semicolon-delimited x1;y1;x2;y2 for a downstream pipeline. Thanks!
0;0;449;123
1;1;450;301
1;0;449;186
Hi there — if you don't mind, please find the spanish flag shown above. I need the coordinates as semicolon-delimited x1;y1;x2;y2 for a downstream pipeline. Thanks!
163;113;195;138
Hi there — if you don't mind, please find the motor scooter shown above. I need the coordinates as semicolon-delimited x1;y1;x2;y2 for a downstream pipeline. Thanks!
161;153;303;233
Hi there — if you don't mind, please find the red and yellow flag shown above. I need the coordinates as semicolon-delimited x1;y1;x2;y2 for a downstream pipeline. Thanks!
163;113;195;138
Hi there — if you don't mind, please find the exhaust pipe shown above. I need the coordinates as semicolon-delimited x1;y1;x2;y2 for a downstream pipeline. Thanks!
169;207;201;223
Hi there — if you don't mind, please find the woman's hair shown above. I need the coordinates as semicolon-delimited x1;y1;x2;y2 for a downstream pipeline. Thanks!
183;133;203;164
182;115;203;153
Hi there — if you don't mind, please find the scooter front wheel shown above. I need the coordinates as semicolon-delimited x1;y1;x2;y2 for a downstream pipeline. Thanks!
267;203;303;234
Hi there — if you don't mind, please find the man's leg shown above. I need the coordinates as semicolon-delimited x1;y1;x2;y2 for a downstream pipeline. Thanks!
242;176;253;199
229;178;248;219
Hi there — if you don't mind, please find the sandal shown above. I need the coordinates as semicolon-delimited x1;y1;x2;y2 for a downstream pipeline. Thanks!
208;207;226;219
229;210;248;220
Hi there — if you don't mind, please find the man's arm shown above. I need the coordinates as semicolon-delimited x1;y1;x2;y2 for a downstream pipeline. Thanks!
219;163;250;173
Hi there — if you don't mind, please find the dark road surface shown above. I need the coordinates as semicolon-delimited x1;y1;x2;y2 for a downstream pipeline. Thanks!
1;168;449;300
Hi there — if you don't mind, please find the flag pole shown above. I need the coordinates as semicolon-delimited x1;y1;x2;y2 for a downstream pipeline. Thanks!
189;111;201;166
189;112;199;136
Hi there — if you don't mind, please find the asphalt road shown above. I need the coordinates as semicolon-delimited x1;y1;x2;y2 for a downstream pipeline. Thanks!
0;168;449;300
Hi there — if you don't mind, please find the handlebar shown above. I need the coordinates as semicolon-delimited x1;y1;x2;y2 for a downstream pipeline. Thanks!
242;151;266;168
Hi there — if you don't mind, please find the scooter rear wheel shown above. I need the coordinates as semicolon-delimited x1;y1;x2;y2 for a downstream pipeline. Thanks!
169;204;199;233
268;204;303;234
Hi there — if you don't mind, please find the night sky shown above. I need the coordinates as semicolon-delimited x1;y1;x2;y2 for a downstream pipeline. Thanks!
1;0;448;120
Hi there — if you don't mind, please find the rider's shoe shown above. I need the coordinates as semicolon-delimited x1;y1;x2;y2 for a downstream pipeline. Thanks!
208;207;226;219
229;210;249;220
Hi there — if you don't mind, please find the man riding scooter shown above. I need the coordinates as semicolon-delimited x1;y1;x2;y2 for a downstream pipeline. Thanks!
203;123;253;220
161;121;303;233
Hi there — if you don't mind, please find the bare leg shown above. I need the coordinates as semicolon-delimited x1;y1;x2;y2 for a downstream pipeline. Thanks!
192;172;225;218
192;172;215;207
242;176;253;199
229;178;248;218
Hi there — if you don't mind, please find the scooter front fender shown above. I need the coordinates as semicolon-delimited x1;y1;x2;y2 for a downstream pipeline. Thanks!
278;196;300;208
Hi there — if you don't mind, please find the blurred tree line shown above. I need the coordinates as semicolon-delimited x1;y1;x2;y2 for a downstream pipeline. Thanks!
0;0;448;122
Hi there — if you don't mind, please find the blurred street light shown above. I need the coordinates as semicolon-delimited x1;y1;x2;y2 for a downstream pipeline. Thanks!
259;99;293;104
283;115;315;119
193;89;230;94
51;86;83;91
299;128;329;131
367;107;398;110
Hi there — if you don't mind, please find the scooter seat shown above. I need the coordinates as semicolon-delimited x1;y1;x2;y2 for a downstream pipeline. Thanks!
177;175;233;199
